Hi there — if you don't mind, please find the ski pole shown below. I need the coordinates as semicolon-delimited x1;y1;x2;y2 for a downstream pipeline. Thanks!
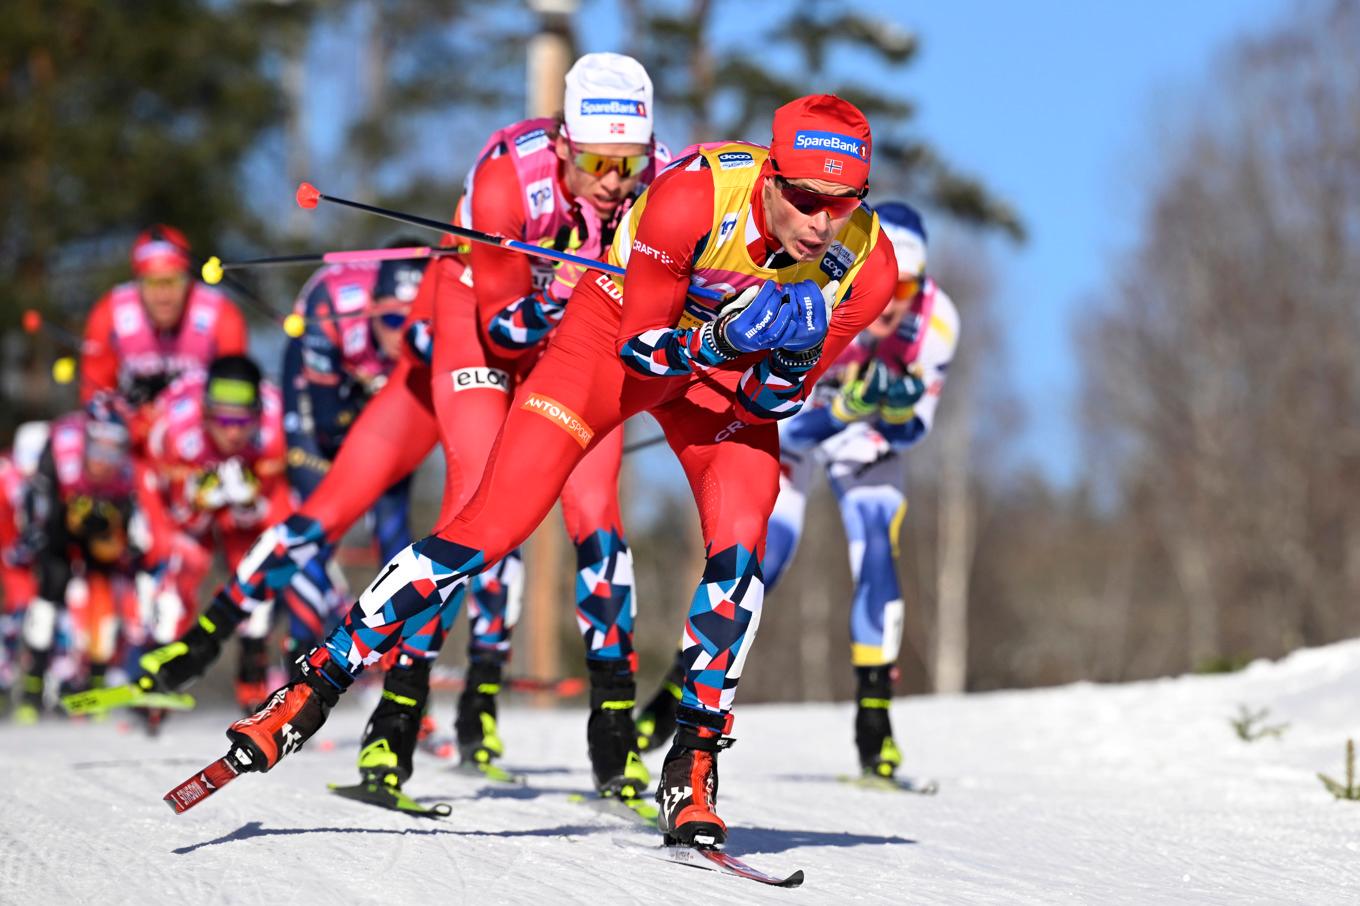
294;182;728;304
22;310;82;385
199;245;458;286
201;255;416;336
22;309;81;349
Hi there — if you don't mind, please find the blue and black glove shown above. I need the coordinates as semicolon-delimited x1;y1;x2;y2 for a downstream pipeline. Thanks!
831;359;890;423
712;281;796;356
881;370;927;424
774;279;829;353
706;278;830;359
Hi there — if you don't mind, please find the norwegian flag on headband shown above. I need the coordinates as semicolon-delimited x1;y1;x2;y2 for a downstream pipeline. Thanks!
824;158;843;175
610;122;625;135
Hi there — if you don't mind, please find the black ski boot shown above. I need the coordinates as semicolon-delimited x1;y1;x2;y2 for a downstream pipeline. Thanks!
235;636;270;715
15;663;46;725
587;660;649;798
454;658;505;768
636;652;684;753
357;654;431;788
137;597;241;694
854;665;902;778
656;708;734;848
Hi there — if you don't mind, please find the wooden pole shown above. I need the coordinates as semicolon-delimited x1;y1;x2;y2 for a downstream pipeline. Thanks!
522;1;576;706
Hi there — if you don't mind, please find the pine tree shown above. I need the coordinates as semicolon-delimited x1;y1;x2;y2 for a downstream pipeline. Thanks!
0;1;286;320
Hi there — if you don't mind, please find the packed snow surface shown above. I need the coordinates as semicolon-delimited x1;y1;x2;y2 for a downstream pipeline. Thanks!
3;642;1360;904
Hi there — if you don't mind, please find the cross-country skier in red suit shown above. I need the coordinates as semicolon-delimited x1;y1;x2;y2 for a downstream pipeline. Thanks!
0;424;46;710
139;55;668;802
81;226;248;447
345;52;666;799
137;356;291;714
224;94;898;847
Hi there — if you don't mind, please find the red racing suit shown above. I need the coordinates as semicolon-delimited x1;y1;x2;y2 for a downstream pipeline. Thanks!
139;373;290;639
325;143;897;727
0;453;36;619
81;281;248;445
21;414;141;686
414;116;663;665
222;118;666;671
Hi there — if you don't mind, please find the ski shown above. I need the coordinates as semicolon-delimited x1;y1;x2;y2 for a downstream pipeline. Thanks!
62;684;196;716
613;837;804;888
838;773;940;795
569;792;659;824
163;748;251;814
415;732;527;785
328;779;452;818
450;761;527;786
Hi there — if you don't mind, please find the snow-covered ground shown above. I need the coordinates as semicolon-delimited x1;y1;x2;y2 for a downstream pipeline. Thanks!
3;642;1360;905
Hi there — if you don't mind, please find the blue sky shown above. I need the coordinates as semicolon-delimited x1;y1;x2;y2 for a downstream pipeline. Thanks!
577;0;1294;486
873;1;1293;485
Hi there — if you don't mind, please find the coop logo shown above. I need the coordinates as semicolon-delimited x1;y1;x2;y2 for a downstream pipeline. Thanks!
515;127;550;157
522;393;594;448
580;98;647;117
451;367;509;393
717;151;754;170
819;242;854;281
792;130;867;160
336;283;367;312
525;177;555;218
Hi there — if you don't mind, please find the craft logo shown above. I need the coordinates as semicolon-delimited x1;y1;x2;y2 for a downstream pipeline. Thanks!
452;367;510;393
632;238;674;267
580;98;646;117
522;392;594;448
717;151;754;170
792;130;867;160
714;419;746;443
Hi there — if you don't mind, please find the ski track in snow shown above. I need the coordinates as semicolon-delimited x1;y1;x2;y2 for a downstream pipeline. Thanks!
3;642;1360;905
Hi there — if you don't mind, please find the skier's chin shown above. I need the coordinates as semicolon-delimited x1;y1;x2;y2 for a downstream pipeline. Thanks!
587;193;624;216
